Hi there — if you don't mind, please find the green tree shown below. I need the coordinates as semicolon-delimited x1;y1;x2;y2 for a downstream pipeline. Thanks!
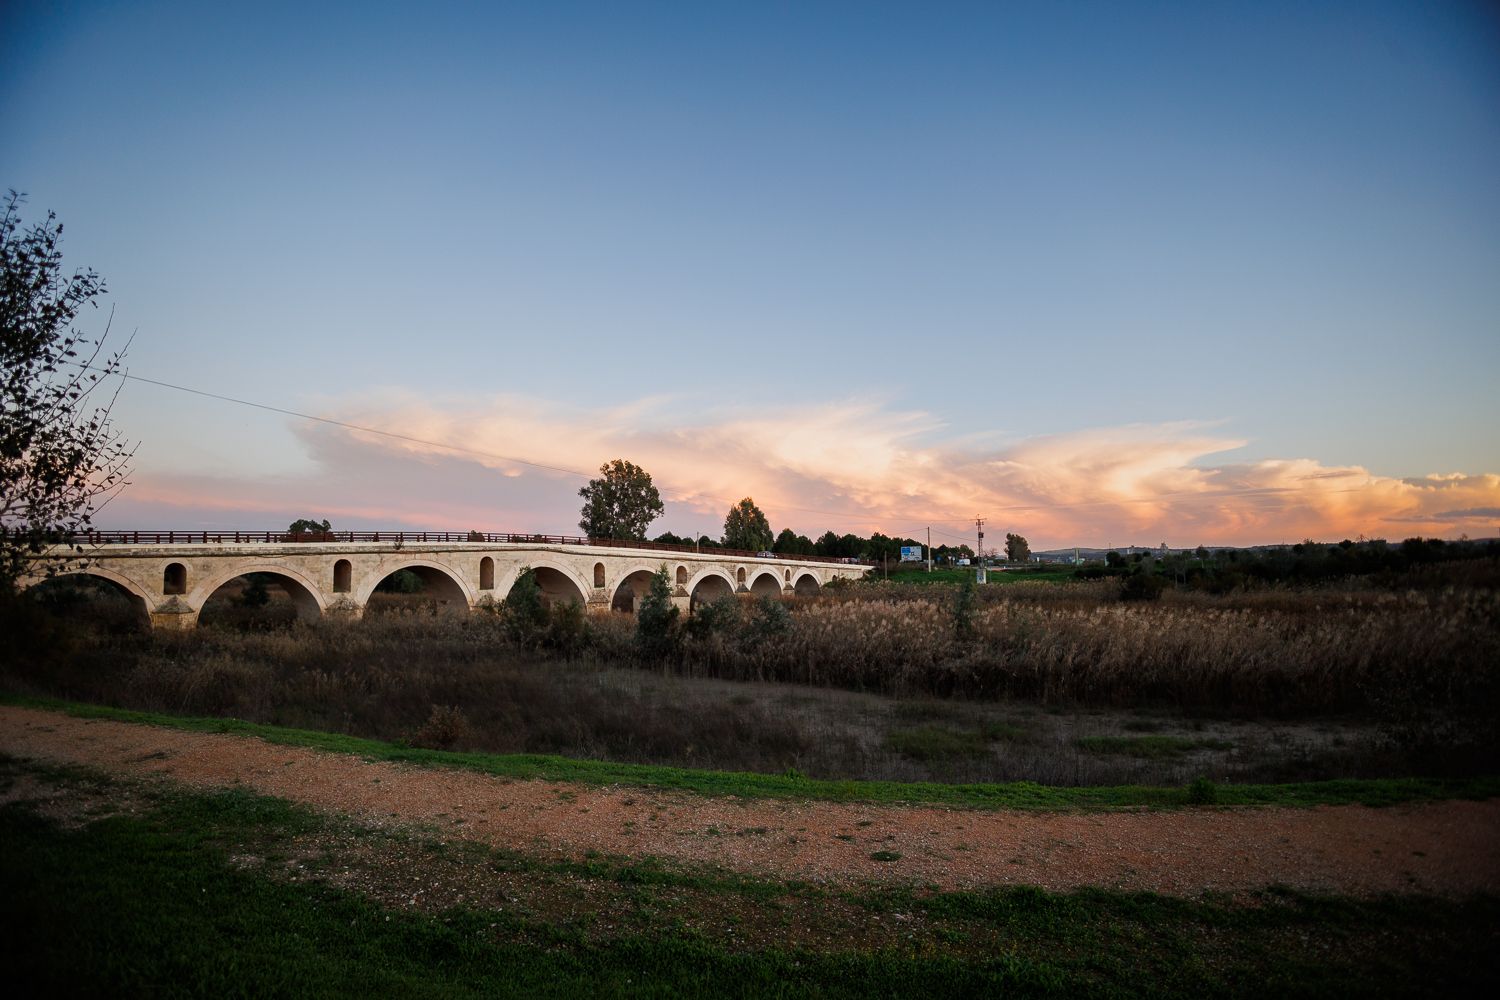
287;518;332;536
634;565;679;661
1;191;133;592
813;531;841;557
773;527;814;555
1005;532;1031;563
722;497;773;551
578;459;664;540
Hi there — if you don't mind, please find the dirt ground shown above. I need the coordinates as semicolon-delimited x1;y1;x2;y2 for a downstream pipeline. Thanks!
2;704;1497;898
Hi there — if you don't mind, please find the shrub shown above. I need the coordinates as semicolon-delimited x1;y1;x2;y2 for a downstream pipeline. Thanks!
546;599;587;654
684;595;739;641
1186;776;1218;805
502;567;548;646
634;567;680;662
952;577;977;639
377;569;424;594
741;596;792;647
1119;572;1167;601
236;574;270;608
408;705;472;750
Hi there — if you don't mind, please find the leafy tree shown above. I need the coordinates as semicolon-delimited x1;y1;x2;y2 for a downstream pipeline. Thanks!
1;191;133;592
773;527;814;556
722;497;773;551
578;459;663;540
287;518;331;536
866;532;902;568
634;566;679;660
1005;533;1031;563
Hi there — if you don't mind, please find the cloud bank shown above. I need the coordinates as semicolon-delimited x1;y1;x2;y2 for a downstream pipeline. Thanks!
103;391;1500;549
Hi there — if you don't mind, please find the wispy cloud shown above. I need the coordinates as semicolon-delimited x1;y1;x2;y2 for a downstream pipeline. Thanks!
102;392;1500;548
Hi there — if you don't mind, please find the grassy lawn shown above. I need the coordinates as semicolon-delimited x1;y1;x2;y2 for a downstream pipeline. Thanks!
1;758;1494;998
6;694;1499;811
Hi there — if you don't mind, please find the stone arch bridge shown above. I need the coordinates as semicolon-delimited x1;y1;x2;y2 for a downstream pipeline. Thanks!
20;531;869;630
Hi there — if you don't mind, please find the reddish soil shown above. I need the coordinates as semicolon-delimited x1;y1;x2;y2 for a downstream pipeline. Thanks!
2;704;1496;898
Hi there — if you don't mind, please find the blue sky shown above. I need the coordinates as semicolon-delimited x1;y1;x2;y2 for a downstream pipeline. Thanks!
4;1;1497;545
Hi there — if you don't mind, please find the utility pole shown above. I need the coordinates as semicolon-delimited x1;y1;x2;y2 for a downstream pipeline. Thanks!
975;517;986;584
926;526;932;573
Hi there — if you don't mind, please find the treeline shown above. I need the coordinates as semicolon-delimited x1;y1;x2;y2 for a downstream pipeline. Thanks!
1078;536;1500;595
650;528;973;563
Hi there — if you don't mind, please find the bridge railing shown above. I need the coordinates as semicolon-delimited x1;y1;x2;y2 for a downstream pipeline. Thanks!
49;530;870;565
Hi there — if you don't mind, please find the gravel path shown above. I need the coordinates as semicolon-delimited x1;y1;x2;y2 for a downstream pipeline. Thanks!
3;705;1497;898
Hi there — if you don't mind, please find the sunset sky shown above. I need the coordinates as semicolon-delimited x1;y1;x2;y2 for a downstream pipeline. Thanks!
4;1;1497;550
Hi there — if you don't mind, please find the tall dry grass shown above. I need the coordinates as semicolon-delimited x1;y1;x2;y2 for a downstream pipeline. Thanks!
6;571;1497;767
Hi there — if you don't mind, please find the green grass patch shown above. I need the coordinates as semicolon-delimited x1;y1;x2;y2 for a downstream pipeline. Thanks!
884;726;990;760
884;722;1026;760
1077;735;1235;760
5;693;1498;811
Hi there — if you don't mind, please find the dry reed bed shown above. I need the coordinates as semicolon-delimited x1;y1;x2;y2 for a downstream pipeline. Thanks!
12;583;1498;726
616;588;1499;718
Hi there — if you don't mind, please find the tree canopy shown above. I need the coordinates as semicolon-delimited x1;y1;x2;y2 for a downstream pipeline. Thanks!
722;497;773;551
1;191;132;592
578;459;664;540
1005;533;1031;562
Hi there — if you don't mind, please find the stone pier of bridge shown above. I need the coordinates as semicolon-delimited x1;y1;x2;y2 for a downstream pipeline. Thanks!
20;540;869;630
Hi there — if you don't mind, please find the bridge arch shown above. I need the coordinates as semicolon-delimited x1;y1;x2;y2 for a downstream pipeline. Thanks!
495;559;590;608
747;569;784;598
686;567;736;609
193;564;326;622
793;571;821;596
24;567;153;627
357;560;473;607
610;565;662;613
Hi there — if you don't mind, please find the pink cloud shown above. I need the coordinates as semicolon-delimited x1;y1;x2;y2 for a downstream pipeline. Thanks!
98;392;1500;549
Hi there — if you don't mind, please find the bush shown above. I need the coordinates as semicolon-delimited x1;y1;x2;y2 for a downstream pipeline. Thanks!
1119;572;1167;602
1186;777;1218;805
741;596;792;647
952;577;977;639
684;595;739;641
377;570;424;594
546;600;587;654
502;567;548;646
634;567;680;662
236;574;270;608
407;705;473;750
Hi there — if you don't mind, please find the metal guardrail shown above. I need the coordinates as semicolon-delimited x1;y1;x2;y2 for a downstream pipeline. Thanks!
47;530;870;565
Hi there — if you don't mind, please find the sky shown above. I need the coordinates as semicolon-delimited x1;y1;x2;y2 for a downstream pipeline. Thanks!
3;0;1497;550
